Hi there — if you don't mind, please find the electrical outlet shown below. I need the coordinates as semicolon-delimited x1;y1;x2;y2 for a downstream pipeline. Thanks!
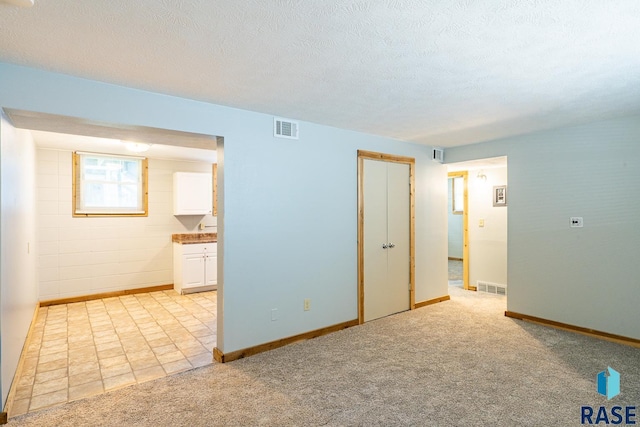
199;223;205;230
570;217;583;228
271;308;278;321
304;299;311;311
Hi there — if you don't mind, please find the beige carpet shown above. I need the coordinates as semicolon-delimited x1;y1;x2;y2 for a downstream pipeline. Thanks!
8;287;640;426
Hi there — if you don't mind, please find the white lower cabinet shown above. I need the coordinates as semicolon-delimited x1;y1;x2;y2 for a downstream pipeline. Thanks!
173;242;217;294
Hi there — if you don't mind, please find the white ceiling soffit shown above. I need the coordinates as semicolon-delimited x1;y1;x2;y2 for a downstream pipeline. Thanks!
1;1;640;147
30;130;217;163
5;109;217;162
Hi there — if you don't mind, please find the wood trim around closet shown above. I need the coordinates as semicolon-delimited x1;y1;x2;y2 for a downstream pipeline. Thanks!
357;150;416;325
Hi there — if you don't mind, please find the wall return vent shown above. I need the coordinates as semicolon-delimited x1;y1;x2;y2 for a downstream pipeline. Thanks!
477;281;507;296
274;117;299;139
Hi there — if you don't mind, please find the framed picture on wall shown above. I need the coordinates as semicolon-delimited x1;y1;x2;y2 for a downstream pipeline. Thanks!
493;185;507;207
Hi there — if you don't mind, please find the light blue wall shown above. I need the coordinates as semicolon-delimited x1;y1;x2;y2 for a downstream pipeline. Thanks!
0;62;449;355
447;178;463;259
219;121;448;350
446;116;640;340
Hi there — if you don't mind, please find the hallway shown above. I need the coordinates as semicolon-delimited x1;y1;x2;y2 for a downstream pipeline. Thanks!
448;259;463;286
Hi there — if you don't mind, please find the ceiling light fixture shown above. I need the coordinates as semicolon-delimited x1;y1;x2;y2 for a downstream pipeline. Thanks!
123;141;151;153
0;0;34;7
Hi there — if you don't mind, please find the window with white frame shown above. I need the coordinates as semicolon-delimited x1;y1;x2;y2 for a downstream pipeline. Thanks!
73;152;148;216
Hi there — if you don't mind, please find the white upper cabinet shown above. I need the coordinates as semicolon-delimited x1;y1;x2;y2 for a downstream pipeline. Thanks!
173;172;212;215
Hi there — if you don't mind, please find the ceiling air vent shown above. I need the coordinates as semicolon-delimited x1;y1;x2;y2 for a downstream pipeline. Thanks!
432;147;444;163
274;117;299;140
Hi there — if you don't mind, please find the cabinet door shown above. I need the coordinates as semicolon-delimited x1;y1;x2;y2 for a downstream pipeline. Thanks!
174;172;213;215
183;253;206;288
205;253;217;286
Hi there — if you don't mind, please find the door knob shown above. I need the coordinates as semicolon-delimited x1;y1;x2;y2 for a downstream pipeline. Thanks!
382;243;388;249
388;243;396;248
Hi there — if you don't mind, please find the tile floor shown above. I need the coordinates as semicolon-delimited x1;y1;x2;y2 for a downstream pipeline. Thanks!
9;290;217;417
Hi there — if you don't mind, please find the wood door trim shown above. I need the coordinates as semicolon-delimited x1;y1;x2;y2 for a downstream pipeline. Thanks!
357;150;416;325
358;150;415;164
448;172;470;290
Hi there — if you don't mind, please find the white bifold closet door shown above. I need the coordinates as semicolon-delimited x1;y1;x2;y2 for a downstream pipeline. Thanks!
363;159;411;322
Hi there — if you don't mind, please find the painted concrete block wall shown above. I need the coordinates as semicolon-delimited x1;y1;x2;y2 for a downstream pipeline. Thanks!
37;148;215;300
446;115;640;340
0;62;448;355
0;113;38;409
447;178;463;259
467;167;507;288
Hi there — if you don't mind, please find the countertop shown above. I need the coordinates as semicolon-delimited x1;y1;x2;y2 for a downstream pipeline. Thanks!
171;233;217;244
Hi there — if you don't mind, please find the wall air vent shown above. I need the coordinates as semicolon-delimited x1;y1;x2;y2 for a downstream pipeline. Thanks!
274;117;299;139
432;147;444;163
477;281;507;296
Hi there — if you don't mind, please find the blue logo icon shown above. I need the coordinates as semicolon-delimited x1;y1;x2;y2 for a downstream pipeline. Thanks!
597;367;620;400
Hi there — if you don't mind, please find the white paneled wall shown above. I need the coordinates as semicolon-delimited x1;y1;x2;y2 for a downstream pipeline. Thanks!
37;148;216;301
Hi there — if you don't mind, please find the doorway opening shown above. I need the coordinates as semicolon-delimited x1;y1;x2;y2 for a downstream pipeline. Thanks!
0;108;222;417
447;157;508;297
447;171;470;290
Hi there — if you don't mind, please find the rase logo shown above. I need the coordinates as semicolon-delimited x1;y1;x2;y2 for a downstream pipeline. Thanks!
598;367;621;400
581;367;637;425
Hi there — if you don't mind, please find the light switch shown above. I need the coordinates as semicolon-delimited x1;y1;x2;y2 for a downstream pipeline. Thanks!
479;219;485;227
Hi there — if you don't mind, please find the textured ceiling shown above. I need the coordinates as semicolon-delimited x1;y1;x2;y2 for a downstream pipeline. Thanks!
1;1;640;147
